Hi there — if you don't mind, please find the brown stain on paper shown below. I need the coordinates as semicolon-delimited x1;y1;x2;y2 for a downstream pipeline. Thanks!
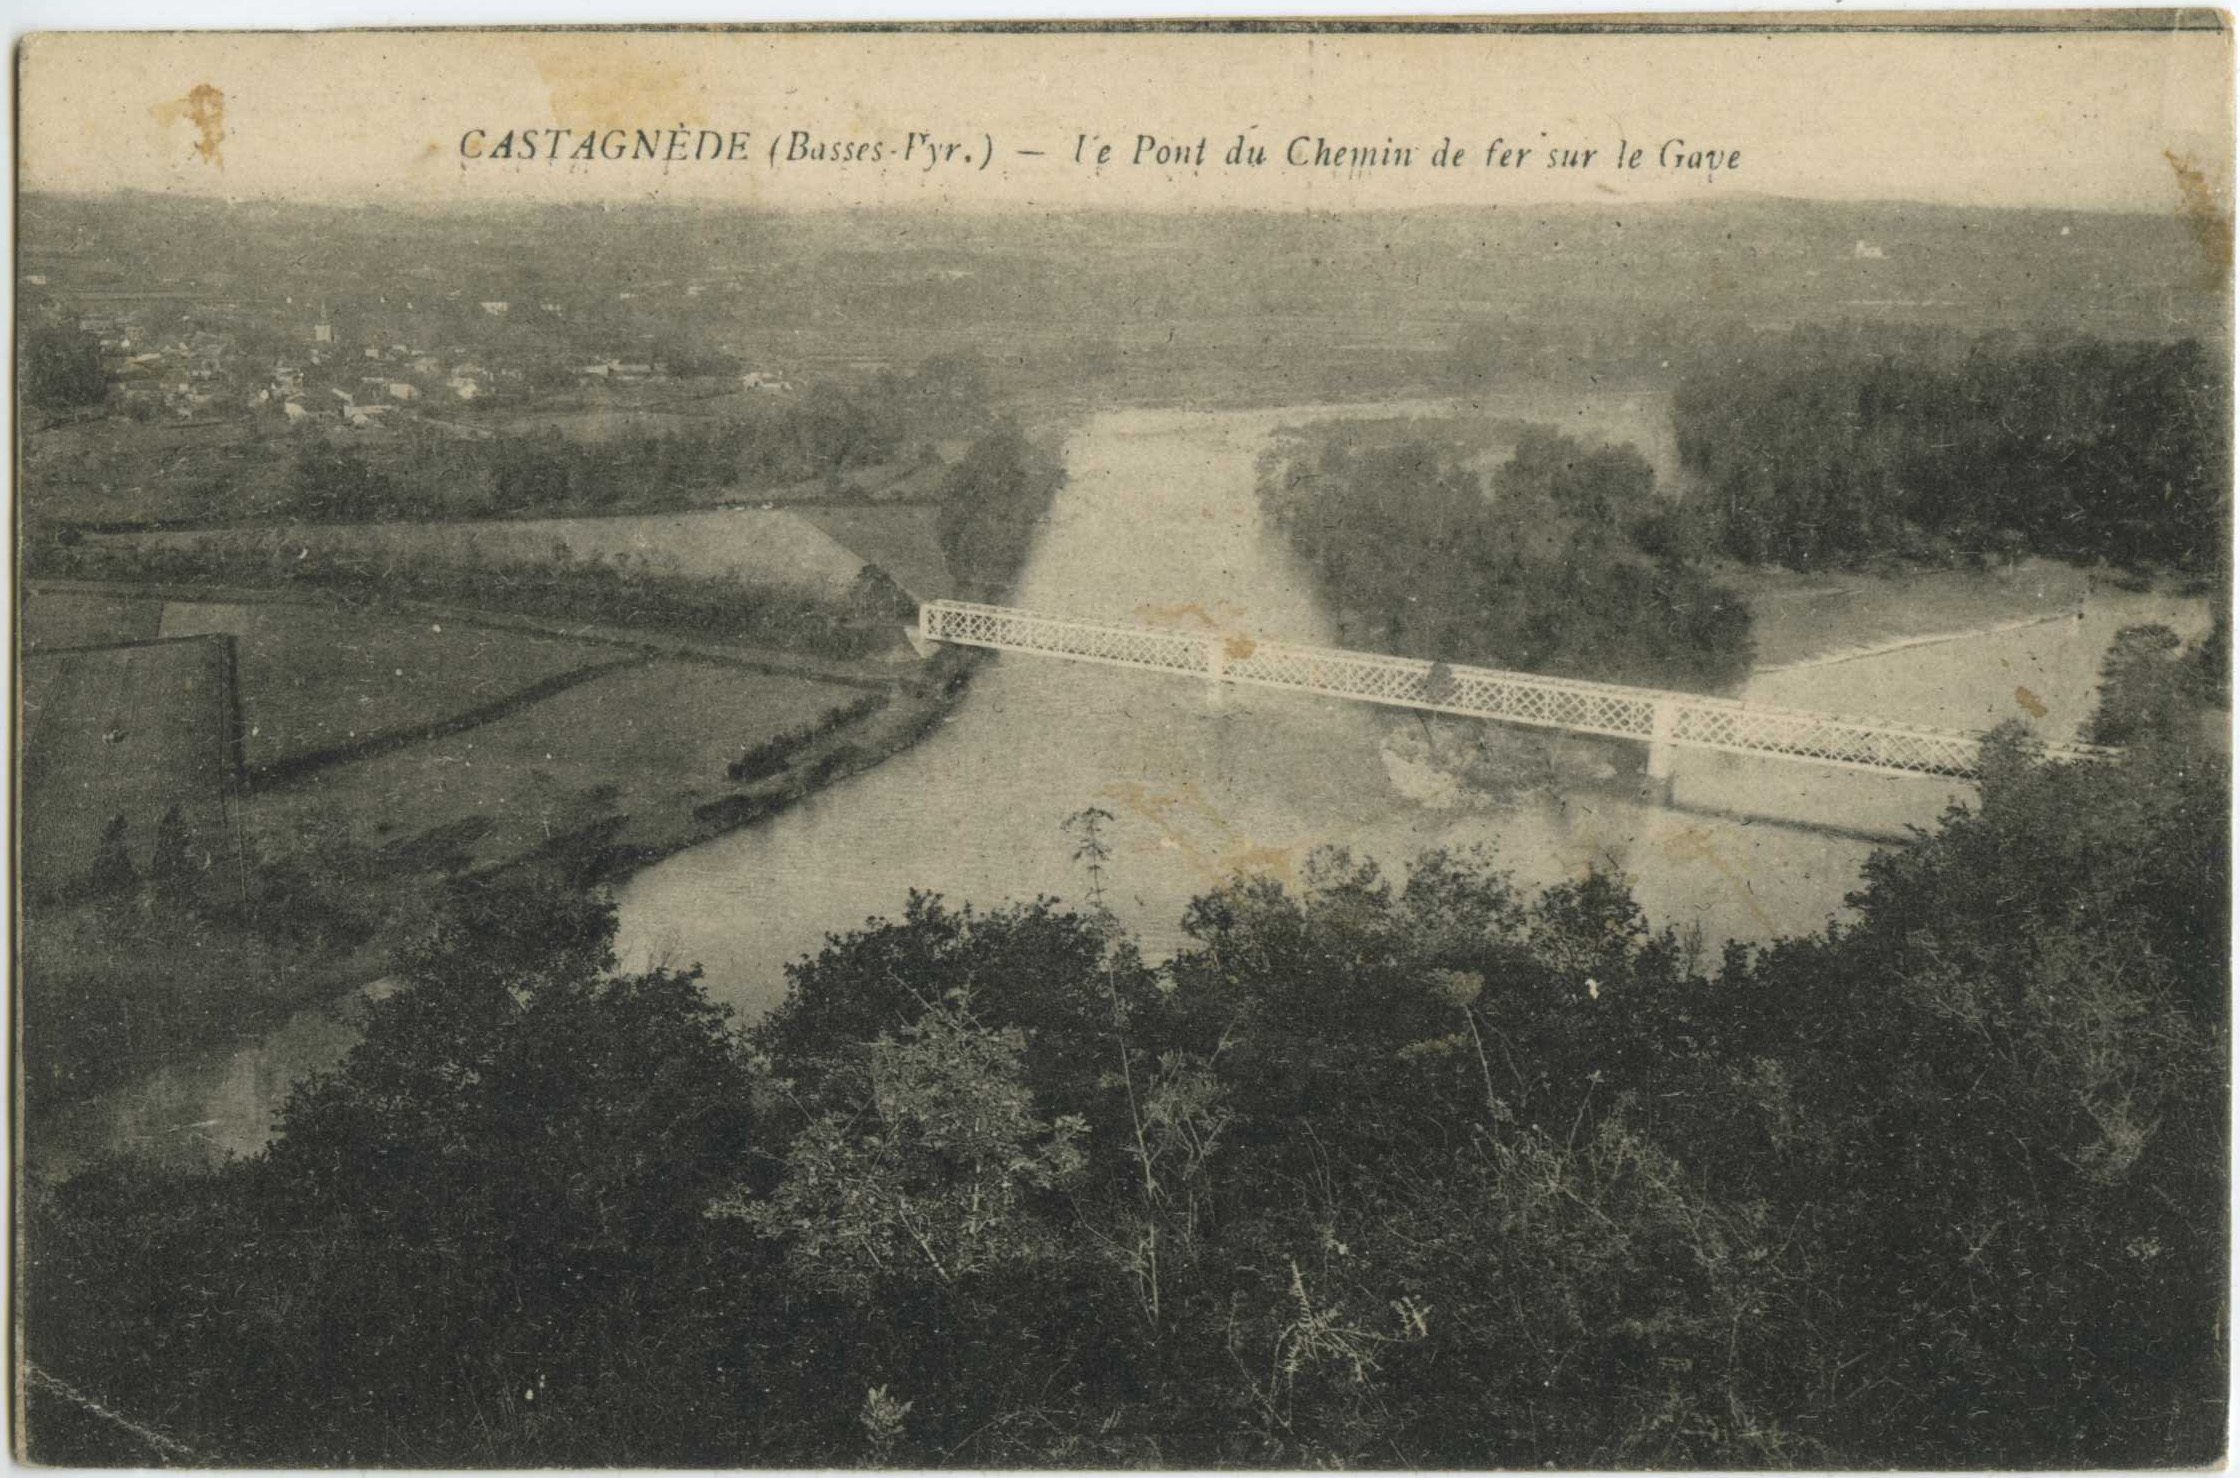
1134;599;1248;630
1657;825;1775;933
150;84;224;166
535;47;710;130
2165;148;2233;291
1097;780;1299;889
2013;685;2048;719
1126;603;1258;662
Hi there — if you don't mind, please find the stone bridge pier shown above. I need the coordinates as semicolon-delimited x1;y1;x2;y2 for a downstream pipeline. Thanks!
1644;696;1680;805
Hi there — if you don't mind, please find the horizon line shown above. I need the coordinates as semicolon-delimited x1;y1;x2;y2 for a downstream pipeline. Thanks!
15;185;2196;221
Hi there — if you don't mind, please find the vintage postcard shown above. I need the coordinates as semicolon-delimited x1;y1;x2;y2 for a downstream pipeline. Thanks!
14;17;2232;1468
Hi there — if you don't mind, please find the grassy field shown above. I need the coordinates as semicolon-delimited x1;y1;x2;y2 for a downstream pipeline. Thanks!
796;505;952;603
1733;559;2102;670
20;588;166;651
21;580;919;888
93;505;889;600
20;416;282;526
246;658;868;874
20;635;238;892
153;600;621;775
18;573;947;1137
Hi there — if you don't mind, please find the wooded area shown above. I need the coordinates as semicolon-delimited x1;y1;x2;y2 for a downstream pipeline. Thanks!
1674;332;2229;573
1260;426;1756;691
24;625;2226;1468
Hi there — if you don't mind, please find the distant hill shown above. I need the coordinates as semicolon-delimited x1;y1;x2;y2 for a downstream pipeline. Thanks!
20;191;2221;343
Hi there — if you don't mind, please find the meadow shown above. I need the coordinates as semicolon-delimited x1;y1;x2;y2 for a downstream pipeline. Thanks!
245;658;865;877
20;635;239;892
156;600;623;775
89;505;882;600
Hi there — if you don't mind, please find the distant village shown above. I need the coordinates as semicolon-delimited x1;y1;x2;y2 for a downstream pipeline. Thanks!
44;282;797;434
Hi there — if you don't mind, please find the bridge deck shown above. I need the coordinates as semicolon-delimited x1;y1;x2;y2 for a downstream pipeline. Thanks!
918;599;2117;781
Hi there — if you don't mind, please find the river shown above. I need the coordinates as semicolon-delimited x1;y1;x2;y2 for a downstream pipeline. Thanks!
48;402;2212;1172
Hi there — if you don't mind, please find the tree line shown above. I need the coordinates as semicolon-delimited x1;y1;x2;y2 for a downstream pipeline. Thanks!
1673;330;2230;573
267;354;997;525
19;801;497;1124
35;417;1066;656
36;533;914;662
23;624;2225;1467
1260;425;1755;691
21;321;109;417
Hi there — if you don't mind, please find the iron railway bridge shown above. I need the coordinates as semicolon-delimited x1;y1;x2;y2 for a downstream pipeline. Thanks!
916;599;2116;786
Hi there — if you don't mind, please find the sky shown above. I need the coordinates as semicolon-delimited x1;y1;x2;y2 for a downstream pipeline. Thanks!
17;23;2234;215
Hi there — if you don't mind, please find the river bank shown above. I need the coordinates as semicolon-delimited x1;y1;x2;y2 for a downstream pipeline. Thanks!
616;403;2217;1001
27;631;988;1181
42;399;2215;1177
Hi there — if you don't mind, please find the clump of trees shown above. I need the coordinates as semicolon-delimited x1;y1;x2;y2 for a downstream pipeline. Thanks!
934;422;1067;599
36;534;904;662
26;869;756;1465
19;803;464;1121
22;323;108;415
24;623;2225;1467
282;388;910;524
727;690;890;782
1673;330;2230;572
1261;425;1754;690
193;354;999;527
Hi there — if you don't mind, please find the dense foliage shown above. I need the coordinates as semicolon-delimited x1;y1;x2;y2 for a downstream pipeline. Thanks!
256;355;993;526
1261;426;1754;690
22;323;109;415
19;806;457;1120
1674;331;2231;572
24;632;2226;1467
934;421;1069;599
36;531;914;661
271;385;913;524
31;398;1064;657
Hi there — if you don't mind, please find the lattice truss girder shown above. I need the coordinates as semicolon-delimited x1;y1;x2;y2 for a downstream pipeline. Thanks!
919;601;2115;781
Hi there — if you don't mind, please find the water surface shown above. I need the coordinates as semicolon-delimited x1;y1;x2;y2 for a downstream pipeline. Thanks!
54;403;2209;1171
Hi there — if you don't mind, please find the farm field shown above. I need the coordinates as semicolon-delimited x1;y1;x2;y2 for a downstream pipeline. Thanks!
153;600;622;774
684;455;950;511
20;588;166;651
20;635;238;890
797;504;953;602
17;576;932;1138
91;504;901;600
22;587;633;774
470;383;748;442
19;416;278;526
1728;558;2209;670
246;658;863;874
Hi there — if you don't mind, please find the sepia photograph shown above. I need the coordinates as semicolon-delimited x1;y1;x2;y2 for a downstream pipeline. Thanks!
12;16;2234;1467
